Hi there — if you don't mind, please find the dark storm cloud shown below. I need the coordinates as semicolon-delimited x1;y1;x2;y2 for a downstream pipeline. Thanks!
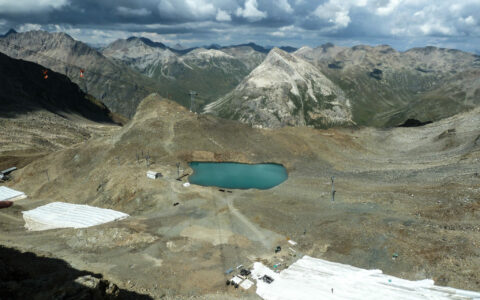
0;1;479;52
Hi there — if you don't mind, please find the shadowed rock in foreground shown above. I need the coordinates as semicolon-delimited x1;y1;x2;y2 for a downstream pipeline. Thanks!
0;246;152;300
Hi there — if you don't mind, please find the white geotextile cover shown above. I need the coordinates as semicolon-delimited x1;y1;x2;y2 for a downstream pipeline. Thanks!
0;186;26;201
252;256;480;300
22;202;129;231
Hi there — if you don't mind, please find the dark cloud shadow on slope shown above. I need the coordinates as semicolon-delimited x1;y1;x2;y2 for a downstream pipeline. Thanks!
0;51;121;124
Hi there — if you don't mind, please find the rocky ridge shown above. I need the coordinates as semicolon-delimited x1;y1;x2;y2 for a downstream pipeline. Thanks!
0;30;159;118
295;44;480;127
205;48;353;128
102;37;267;110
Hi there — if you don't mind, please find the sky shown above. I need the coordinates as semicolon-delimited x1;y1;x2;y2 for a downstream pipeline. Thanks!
0;0;479;53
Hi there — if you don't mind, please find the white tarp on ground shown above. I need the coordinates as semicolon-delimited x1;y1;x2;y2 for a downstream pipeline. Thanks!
22;202;129;231
0;186;26;202
251;256;480;300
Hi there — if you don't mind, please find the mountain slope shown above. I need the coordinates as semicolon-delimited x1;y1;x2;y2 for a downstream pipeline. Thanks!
0;52;123;169
3;94;480;296
0;30;159;118
101;37;177;75
102;37;266;110
204;48;353;128
296;44;480;127
0;52;119;122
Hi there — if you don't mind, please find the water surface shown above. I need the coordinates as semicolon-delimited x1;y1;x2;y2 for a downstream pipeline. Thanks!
189;162;288;190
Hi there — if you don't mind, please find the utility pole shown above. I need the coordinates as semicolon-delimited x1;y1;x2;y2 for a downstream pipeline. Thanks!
331;176;336;202
189;91;198;113
176;162;180;178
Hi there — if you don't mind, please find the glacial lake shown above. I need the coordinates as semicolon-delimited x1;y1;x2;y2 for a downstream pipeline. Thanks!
188;162;288;190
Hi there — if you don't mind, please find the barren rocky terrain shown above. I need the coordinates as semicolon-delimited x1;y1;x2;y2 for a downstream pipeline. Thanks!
0;94;479;298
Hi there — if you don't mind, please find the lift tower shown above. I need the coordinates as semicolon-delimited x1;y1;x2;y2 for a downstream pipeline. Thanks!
189;91;198;113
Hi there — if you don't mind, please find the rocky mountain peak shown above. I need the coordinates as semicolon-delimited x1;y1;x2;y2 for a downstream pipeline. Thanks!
127;36;167;49
1;28;17;37
266;47;299;64
205;48;353;128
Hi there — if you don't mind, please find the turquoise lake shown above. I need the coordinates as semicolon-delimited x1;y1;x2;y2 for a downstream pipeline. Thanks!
188;162;288;190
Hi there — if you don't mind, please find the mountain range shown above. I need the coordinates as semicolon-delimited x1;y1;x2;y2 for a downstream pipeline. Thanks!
207;44;480;128
1;29;479;129
101;37;267;110
0;30;159;118
295;43;480;127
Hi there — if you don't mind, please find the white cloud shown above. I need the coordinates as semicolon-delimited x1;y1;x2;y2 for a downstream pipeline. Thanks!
463;15;476;26
158;0;175;14
376;0;401;16
419;22;454;35
18;23;42;32
278;0;293;13
158;0;215;18
0;0;68;13
386;1;480;37
216;9;232;22
185;0;215;17
269;25;300;38
117;7;151;17
313;1;352;30
236;0;267;22
270;31;285;37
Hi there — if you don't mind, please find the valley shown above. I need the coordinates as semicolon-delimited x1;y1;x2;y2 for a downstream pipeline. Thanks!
1;94;479;298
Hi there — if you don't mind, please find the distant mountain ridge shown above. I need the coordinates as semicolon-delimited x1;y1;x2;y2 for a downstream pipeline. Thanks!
205;42;479;129
102;36;268;110
2;29;478;129
115;36;298;55
295;43;480;127
0;29;16;38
